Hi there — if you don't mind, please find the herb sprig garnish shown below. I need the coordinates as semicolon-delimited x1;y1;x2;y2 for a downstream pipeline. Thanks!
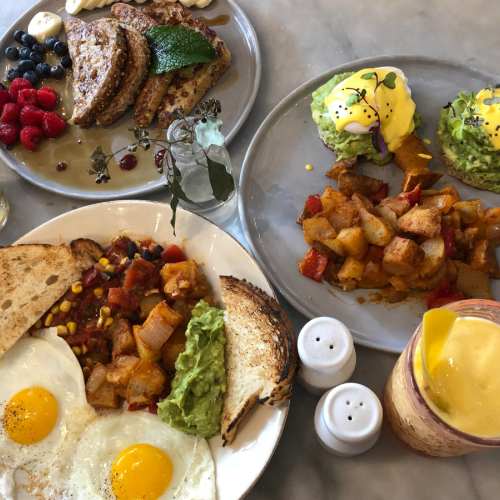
89;99;235;234
344;71;397;158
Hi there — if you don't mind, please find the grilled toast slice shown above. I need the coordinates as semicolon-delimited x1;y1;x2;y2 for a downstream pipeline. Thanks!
0;239;103;358
220;276;298;446
97;24;150;127
64;18;128;128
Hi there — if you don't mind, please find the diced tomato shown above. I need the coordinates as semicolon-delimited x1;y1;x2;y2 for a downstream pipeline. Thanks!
65;327;101;346
160;244;187;264
299;249;328;281
102;278;121;291
115;237;130;249
305;194;323;216
370;183;389;204
426;282;464;310
128;403;148;412
440;224;456;258
398;183;421;206
63;290;79;302
82;267;102;287
123;258;157;289
105;242;128;264
148;403;158;414
108;288;140;310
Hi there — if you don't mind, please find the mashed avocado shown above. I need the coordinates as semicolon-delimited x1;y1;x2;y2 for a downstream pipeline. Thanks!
439;91;500;193
158;300;226;438
311;72;422;165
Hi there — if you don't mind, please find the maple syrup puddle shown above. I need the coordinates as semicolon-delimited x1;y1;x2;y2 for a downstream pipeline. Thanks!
197;14;230;27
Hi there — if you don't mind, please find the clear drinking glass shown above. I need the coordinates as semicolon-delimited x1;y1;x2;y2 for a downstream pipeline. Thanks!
382;299;500;457
166;118;236;212
0;190;9;232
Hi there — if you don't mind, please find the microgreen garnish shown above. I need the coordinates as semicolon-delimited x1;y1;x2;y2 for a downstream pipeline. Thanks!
344;71;397;158
483;82;500;105
89;99;235;234
450;91;485;140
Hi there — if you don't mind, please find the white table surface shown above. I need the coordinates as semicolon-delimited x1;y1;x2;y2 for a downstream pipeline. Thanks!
1;1;500;499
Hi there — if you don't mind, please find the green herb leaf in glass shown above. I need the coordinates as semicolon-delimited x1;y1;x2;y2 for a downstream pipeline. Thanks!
206;157;235;201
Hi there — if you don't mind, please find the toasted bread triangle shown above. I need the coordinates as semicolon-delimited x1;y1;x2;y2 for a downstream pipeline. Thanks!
220;276;298;446
0;239;103;358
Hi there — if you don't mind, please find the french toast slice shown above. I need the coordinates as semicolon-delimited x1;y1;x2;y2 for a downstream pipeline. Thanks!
97;24;150;127
0;239;103;358
64;18;128;128
220;276;298;446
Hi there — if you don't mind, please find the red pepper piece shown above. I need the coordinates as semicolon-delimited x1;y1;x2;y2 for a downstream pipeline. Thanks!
440;224;456;258
398;183;421;206
305;194;323;216
370;183;389;204
81;267;102;287
160;244;187;264
426;282;464;310
108;288;140;310
299;248;328;281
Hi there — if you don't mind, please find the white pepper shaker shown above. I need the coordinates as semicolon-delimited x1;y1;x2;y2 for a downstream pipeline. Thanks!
314;383;383;457
297;317;356;395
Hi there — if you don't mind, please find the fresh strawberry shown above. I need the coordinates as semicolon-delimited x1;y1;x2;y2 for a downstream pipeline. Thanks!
18;88;38;108
0;123;21;146
42;112;66;138
10;78;33;101
37;87;58;111
20;105;45;127
0;89;12;114
20;126;44;151
0;103;21;123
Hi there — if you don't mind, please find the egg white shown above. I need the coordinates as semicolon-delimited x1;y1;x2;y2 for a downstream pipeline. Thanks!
325;66;412;134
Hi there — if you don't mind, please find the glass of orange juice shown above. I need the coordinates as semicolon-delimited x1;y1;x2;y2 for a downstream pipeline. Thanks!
382;299;500;457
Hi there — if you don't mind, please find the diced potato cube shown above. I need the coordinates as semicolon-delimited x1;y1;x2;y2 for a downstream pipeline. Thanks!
402;169;443;192
323;204;357;233
320;186;349;210
127;360;166;405
394;134;432;172
396;205;441;238
359;208;395;246
106;318;136;361
160;261;209;300
326;157;357;180
321;238;345;257
389;276;410;292
86;364;120;409
303;217;337;241
378;197;410;217
456;262;494;299
419;237;445;278
162;328;187;372
351;193;374;211
455;227;479;250
484;207;500;225
133;325;162;362
422;194;454;214
338;256;365;281
297;204;313;225
468;199;484;219
311;240;343;261
336;227;368;260
382;237;425;276
441;210;462;230
453;201;479;225
469;239;500;278
338;172;384;198
357;260;391;288
438;186;461;205
106;355;140;387
374;205;397;229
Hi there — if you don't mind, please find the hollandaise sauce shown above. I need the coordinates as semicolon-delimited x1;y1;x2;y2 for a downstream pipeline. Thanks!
475;88;500;151
324;67;416;152
414;312;500;438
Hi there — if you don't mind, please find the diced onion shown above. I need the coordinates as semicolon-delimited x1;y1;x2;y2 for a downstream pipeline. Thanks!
85;363;107;395
486;224;500;241
138;314;173;351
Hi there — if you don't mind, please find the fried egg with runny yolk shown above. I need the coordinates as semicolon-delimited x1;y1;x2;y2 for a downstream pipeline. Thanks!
324;66;416;152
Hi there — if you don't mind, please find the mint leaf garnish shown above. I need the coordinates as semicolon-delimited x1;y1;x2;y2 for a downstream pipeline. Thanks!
146;26;218;76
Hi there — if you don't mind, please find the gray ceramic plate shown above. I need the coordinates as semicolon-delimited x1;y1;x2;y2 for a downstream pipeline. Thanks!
239;55;500;353
0;0;260;200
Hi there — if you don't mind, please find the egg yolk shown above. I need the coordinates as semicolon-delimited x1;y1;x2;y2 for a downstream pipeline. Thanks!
111;444;173;500
325;68;416;152
3;387;58;445
475;88;500;151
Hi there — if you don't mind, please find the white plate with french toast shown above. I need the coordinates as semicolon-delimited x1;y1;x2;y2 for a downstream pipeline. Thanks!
2;201;296;500
0;0;260;199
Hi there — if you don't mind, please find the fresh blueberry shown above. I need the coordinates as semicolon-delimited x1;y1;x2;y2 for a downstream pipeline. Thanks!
23;71;39;85
19;47;31;60
30;52;43;65
5;47;19;61
31;43;45;55
45;37;59;51
50;65;64;80
18;59;36;73
53;42;68;57
7;68;22;82
60;56;72;69
13;30;25;43
36;62;51;79
21;33;36;48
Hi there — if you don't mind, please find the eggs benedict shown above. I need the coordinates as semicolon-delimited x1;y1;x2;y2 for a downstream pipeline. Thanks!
311;67;421;165
438;86;500;193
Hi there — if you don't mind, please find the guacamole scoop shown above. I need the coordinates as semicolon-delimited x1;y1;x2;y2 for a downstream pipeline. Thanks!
158;300;226;438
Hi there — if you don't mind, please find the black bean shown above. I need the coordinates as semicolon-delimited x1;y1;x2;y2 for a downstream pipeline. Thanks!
153;244;164;260
126;241;137;259
124;259;133;269
100;272;111;282
141;249;153;262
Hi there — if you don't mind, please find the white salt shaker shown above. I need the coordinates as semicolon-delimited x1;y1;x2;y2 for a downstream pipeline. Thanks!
314;383;383;457
297;317;356;395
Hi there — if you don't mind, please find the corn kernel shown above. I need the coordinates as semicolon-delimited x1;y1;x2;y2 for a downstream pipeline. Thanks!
85;358;94;369
51;305;60;315
72;282;83;294
57;325;68;336
72;302;78;308
134;253;141;259
97;317;104;328
44;313;53;327
418;153;432;159
67;322;77;335
60;300;72;313
72;346;82;356
306;164;313;171
423;138;431;145
82;345;88;355
105;264;116;273
100;306;111;318
83;366;91;378
99;258;110;267
94;287;104;297
105;317;114;328
35;319;42;329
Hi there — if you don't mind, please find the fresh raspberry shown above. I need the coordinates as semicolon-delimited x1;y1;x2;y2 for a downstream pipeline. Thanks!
10;78;33;101
0;103;21;123
18;88;38;108
0;89;12;113
20;105;45;127
42;112;66;138
20;126;44;151
0;123;21;146
37;87;58;111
